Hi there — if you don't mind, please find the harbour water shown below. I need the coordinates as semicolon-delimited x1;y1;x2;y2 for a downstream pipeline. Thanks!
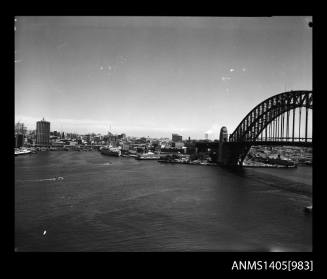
15;151;312;252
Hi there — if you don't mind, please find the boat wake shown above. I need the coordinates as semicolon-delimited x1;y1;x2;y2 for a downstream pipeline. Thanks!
19;177;65;182
98;162;112;166
38;177;64;181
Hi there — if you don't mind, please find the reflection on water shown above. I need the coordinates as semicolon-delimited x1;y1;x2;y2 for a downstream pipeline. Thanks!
15;151;312;251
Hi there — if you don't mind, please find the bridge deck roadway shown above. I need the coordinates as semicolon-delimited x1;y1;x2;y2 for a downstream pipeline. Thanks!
229;141;312;147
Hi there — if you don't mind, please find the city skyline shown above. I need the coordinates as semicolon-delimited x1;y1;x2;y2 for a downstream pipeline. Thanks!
15;16;312;139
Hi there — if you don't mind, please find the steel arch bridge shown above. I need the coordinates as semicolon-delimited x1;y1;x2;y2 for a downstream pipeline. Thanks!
219;90;312;166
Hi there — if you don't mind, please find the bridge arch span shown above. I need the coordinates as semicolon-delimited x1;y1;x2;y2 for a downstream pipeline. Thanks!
219;90;312;166
229;90;312;143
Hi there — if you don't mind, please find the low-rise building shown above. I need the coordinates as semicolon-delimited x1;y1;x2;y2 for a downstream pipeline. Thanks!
174;141;184;148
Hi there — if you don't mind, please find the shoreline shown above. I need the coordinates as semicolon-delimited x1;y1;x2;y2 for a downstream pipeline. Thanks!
16;150;308;169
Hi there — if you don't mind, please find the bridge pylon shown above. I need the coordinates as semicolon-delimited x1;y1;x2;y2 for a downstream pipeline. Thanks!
218;141;249;166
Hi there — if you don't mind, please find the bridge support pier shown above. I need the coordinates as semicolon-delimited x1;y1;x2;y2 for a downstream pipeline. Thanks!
217;142;249;167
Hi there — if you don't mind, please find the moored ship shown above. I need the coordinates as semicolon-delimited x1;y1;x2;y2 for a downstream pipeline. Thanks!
100;147;121;157
15;148;32;156
136;152;160;160
268;155;297;167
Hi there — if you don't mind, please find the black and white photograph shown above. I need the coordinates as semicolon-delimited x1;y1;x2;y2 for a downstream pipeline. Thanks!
14;16;313;253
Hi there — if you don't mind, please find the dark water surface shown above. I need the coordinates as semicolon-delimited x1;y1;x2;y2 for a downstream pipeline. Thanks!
15;151;312;251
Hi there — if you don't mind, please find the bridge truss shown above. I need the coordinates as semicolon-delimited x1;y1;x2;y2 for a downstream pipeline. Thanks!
229;90;312;143
226;90;312;165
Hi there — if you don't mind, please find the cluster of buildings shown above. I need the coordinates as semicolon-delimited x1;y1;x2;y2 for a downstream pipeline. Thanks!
15;118;312;166
245;145;312;166
15;118;51;148
14;119;219;160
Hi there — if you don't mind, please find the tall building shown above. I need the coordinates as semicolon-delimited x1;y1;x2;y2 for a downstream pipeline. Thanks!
36;118;50;146
219;126;228;142
15;134;24;148
15;122;27;147
172;133;182;142
205;133;209;140
15;122;27;135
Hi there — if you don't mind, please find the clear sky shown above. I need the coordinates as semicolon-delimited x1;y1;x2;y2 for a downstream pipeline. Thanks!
15;16;312;139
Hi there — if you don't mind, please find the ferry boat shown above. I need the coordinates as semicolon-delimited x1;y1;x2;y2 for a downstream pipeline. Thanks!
263;154;297;167
100;146;121;157
14;148;31;156
136;152;160;160
271;157;297;167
